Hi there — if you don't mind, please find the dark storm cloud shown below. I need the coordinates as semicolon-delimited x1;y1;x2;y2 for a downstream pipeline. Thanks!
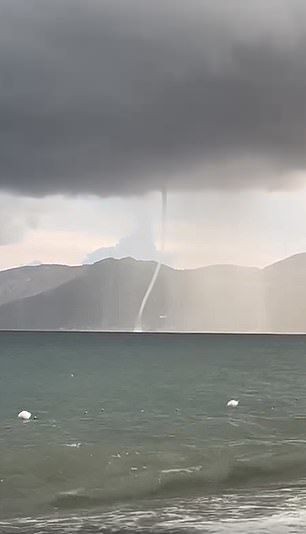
1;0;306;196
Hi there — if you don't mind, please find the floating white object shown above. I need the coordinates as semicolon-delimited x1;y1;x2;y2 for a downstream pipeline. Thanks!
227;400;239;408
18;410;32;420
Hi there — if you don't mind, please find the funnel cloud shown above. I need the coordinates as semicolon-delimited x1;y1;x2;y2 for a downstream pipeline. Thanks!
1;1;306;196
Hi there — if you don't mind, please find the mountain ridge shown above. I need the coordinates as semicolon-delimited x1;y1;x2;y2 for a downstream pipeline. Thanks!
0;254;305;332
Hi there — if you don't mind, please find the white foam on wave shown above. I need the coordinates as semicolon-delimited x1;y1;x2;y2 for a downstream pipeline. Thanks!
2;485;306;533
2;505;306;533
3;508;306;533
161;466;202;475
212;510;306;533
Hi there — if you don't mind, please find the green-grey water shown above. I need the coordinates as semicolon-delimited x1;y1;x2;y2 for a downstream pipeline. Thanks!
1;332;306;533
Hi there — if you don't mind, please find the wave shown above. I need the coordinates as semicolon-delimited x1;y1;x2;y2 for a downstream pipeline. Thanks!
2;444;306;519
51;452;306;511
2;491;306;534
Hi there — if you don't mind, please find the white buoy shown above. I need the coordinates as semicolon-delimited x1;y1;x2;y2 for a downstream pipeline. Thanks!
226;399;239;408
18;410;32;420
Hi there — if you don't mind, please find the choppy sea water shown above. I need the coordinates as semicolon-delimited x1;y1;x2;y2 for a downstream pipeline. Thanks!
1;332;306;533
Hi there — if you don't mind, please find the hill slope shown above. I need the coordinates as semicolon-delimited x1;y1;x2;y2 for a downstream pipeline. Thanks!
0;264;84;307
0;254;306;332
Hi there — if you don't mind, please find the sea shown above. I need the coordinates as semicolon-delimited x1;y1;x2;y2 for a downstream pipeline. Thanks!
1;332;306;533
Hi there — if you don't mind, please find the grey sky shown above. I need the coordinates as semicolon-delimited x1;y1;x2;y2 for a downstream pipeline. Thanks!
1;0;306;197
2;1;306;271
